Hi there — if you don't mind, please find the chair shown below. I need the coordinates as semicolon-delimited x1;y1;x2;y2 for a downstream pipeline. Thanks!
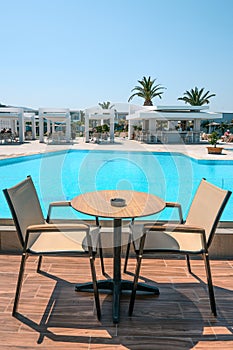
92;132;100;143
47;131;67;144
3;176;101;320
125;179;231;317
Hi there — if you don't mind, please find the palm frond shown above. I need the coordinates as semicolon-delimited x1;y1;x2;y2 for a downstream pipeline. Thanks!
128;76;165;105
178;86;216;106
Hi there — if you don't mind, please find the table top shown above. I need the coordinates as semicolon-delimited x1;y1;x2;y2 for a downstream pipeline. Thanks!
71;190;165;219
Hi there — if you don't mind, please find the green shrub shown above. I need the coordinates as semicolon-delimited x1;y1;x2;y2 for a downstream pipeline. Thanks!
208;131;218;147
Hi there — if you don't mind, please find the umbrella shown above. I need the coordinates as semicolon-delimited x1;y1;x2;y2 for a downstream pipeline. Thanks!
207;122;220;126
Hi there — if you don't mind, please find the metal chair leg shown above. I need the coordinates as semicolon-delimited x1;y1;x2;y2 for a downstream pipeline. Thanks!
186;254;192;274
99;246;105;276
89;255;101;320
98;234;106;276
203;252;217;316
128;233;146;316
37;255;43;273
86;229;101;320
123;234;131;273
13;253;28;315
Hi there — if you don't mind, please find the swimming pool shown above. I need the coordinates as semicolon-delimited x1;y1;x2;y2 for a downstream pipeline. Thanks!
0;150;232;221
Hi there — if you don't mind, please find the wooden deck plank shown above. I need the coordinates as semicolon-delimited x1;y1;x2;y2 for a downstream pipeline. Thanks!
0;255;233;349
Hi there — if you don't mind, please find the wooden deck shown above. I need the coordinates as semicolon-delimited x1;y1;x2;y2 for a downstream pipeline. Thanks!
0;254;233;349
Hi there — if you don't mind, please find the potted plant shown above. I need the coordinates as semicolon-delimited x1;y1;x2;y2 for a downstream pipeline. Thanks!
207;131;223;154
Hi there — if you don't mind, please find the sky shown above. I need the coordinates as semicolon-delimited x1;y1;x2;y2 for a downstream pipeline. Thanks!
0;0;233;112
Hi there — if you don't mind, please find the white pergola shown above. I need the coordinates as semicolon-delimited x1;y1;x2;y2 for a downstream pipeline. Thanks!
84;107;115;143
0;107;24;143
39;108;71;143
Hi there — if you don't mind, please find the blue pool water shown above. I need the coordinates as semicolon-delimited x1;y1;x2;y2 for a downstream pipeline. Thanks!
0;150;232;221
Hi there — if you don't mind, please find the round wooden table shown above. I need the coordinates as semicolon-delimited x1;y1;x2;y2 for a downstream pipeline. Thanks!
71;190;165;323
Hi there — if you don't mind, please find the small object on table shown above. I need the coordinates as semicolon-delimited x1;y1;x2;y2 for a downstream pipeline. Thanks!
110;198;126;207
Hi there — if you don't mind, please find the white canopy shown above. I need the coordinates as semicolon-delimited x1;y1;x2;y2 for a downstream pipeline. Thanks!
39;108;71;143
127;105;222;121
84;107;115;142
0;107;24;142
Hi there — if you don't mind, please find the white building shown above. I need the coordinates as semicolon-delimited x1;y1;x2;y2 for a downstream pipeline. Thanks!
126;105;222;143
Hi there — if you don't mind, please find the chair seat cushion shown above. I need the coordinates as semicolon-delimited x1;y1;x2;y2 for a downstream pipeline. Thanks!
29;226;99;254
132;223;204;253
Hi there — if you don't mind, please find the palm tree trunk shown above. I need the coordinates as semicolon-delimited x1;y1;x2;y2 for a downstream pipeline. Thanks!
143;100;153;106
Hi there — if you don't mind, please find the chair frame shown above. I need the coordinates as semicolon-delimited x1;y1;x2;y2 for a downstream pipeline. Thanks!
3;176;102;320
125;179;231;317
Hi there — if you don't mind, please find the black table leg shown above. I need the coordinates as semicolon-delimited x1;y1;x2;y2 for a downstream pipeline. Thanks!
75;218;124;324
75;217;159;323
112;218;122;323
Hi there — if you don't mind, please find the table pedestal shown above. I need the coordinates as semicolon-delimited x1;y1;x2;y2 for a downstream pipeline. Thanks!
75;218;159;323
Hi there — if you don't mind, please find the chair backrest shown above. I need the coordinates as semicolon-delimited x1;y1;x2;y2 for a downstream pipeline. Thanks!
3;176;45;248
185;179;231;247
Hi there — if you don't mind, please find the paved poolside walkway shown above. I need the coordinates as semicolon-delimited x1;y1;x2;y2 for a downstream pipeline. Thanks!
0;137;233;160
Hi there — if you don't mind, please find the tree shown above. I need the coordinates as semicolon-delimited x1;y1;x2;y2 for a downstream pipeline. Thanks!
201;119;210;133
208;131;219;147
102;123;110;132
98;101;114;109
217;121;229;135
128;76;165;106
178;87;216;106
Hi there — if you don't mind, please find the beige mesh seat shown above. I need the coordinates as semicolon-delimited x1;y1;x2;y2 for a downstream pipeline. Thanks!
3;176;101;320
126;179;231;317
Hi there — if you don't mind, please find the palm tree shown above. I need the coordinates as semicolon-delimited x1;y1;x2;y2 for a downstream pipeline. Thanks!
128;76;165;106
98;101;114;109
178;87;216;106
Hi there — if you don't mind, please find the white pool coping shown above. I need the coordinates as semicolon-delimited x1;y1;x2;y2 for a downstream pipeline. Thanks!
0;137;233;160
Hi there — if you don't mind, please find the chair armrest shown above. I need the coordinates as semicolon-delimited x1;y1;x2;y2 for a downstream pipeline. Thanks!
46;202;100;228
165;202;183;223
27;222;90;232
143;223;205;235
48;201;71;207
46;201;71;222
